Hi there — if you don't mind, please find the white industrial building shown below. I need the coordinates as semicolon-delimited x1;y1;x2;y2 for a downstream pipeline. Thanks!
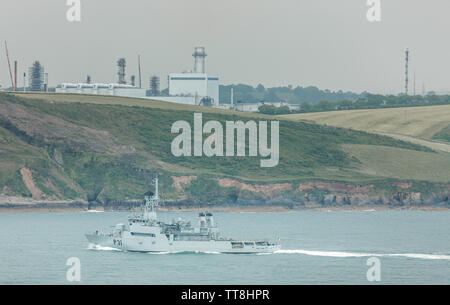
231;102;301;112
56;83;147;98
167;73;219;105
152;47;219;106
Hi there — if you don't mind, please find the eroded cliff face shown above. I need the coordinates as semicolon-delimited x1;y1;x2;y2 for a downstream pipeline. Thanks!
167;176;450;208
1;171;448;209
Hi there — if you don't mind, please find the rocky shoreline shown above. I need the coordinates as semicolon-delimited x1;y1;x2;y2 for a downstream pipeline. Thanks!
0;200;448;214
1;178;449;213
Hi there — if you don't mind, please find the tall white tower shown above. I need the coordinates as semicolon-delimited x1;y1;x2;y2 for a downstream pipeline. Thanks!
193;47;207;73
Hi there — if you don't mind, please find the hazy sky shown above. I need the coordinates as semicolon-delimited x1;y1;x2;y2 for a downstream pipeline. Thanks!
0;0;449;94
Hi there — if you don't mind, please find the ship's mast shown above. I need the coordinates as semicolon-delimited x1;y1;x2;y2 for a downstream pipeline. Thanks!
143;177;159;221
154;177;159;200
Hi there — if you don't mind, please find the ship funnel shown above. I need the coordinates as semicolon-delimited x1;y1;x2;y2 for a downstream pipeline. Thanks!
206;212;215;227
199;212;207;227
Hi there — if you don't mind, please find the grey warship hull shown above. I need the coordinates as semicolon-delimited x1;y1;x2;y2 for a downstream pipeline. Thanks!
86;232;280;254
86;179;280;254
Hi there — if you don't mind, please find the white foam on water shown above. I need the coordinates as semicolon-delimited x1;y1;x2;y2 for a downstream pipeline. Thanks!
273;249;450;260
193;250;221;254
87;243;120;251
386;253;450;260
85;243;449;260
84;210;104;213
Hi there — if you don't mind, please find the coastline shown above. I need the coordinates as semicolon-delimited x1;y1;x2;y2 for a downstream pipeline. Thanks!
0;202;448;214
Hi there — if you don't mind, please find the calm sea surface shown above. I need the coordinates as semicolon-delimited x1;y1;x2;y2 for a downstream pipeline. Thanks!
0;210;448;284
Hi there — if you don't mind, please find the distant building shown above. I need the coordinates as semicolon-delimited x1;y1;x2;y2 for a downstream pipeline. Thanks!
28;61;45;91
151;47;219;106
117;58;126;84
56;83;147;98
234;102;300;112
167;73;219;106
234;103;261;112
149;76;160;96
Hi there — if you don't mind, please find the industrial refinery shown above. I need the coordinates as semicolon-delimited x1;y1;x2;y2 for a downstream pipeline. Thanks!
0;42;289;112
55;47;220;107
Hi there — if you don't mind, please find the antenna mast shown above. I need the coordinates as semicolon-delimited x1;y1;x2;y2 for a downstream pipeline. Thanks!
154;177;159;200
143;177;159;221
405;48;409;95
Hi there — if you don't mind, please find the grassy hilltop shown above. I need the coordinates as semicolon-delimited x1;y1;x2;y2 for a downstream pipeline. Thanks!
283;105;450;151
0;92;448;208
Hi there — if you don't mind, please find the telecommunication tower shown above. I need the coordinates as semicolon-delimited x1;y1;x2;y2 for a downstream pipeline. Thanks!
405;48;409;95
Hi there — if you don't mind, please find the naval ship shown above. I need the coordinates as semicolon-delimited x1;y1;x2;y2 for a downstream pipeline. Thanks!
86;178;280;253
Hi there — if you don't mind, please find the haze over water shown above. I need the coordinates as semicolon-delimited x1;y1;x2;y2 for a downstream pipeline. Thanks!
0;210;448;284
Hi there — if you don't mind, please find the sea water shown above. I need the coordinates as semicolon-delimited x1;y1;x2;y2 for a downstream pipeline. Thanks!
0;210;448;284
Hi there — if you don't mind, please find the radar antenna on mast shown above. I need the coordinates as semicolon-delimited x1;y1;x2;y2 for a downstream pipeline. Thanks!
143;177;159;221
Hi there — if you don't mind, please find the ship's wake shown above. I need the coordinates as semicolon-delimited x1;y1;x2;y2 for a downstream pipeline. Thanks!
269;249;450;260
86;243;448;260
87;243;121;251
